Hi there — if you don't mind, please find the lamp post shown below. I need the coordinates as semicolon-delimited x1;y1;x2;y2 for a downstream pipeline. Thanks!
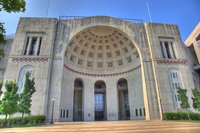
50;97;55;124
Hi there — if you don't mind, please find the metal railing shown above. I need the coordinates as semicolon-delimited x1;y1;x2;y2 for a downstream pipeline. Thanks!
6;34;15;40
59;16;143;23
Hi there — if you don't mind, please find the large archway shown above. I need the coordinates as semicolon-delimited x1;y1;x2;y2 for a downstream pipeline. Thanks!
61;25;148;121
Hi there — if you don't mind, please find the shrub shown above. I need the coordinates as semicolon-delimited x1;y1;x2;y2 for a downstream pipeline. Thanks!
163;112;200;120
0;115;46;127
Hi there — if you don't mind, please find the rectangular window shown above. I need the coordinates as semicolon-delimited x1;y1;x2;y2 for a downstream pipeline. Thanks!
60;109;62;118
173;73;176;78
66;110;68;118
135;109;138;116
143;108;146;116
140;108;142;116
164;41;171;59
63;109;65;118
175;95;177;101
29;37;37;55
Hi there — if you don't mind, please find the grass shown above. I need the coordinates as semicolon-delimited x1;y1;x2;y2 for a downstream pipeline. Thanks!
167;120;200;123
10;123;47;128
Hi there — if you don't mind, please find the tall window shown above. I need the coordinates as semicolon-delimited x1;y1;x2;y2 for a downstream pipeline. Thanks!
168;69;183;109
29;37;37;55
17;66;33;93
23;34;43;56
160;38;177;59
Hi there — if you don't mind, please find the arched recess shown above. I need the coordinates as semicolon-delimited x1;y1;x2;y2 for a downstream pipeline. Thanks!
62;21;151;120
73;78;84;121
17;65;33;94
168;68;184;111
117;78;130;120
94;80;106;121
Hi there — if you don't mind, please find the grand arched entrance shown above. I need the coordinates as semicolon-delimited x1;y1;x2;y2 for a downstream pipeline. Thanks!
61;25;147;121
94;80;106;121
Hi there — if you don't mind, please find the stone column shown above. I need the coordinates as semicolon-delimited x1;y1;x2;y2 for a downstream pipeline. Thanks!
83;78;94;121
26;37;32;55
161;42;167;58
169;42;175;59
34;37;40;55
105;78;118;121
171;42;178;59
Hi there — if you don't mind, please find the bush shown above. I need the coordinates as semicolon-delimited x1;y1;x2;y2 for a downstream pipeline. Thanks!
164;112;200;120
0;115;46;127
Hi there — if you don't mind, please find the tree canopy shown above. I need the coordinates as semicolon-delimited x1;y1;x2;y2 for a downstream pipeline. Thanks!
18;72;36;117
0;0;26;59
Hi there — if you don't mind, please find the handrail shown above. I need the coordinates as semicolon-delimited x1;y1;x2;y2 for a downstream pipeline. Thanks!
59;16;143;23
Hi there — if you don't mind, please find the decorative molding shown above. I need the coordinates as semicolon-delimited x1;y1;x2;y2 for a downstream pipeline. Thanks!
64;64;141;77
11;57;49;63
156;59;188;65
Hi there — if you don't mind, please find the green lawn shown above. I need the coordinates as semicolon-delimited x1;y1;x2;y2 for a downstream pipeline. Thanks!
168;120;200;123
10;123;47;128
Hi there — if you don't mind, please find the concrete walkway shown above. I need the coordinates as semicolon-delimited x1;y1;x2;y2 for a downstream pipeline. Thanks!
0;120;200;133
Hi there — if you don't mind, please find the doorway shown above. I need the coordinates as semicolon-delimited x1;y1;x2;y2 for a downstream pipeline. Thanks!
94;80;106;121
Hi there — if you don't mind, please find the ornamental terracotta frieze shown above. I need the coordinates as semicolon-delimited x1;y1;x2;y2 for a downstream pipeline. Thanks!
156;59;188;65
64;64;141;77
11;57;49;63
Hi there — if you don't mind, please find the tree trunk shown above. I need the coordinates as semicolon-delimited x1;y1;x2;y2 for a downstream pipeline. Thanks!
4;114;7;127
22;112;24;118
187;109;191;120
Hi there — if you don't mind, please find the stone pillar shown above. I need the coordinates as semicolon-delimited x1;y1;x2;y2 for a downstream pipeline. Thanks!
60;77;74;121
83;78;94;121
105;79;118;121
169;42;175;59
171;42;178;59
26;37;32;55
161;42;167;58
34;37;40;55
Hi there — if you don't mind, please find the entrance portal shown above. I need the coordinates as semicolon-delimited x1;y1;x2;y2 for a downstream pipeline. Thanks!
94;80;106;121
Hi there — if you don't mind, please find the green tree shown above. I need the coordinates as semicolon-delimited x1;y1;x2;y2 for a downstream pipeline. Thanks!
177;87;190;120
0;81;18;122
0;0;26;59
18;72;36;118
192;88;200;111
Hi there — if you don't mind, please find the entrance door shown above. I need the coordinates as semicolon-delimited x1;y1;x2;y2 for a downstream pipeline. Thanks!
95;93;104;120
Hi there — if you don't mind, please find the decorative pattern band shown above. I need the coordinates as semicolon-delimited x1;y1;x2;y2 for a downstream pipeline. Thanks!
156;59;188;65
11;57;49;63
64;64;141;77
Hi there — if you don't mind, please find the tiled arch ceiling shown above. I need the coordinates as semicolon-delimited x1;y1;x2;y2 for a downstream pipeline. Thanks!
64;26;140;74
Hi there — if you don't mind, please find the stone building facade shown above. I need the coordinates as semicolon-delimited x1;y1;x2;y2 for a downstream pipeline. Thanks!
0;16;199;121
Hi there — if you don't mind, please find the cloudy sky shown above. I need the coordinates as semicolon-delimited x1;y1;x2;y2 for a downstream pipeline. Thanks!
0;0;199;41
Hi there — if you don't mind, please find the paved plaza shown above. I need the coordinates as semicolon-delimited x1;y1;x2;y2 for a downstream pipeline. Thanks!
0;120;200;133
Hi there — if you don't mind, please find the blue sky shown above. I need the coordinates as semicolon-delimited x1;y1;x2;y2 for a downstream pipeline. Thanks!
0;0;199;41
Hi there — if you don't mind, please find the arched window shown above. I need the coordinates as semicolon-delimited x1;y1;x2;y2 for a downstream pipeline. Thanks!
17;66;33;93
168;69;183;109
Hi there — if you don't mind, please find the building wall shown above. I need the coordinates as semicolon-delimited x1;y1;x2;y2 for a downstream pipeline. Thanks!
2;18;57;115
0;38;13;81
145;23;195;112
1;16;198;121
